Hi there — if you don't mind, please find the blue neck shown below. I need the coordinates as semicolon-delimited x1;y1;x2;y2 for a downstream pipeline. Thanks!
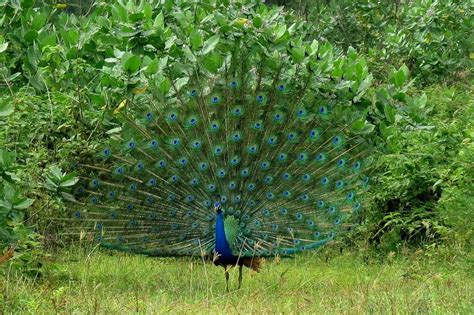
214;211;233;259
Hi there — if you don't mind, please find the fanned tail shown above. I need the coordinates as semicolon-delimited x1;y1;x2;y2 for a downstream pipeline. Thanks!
57;2;373;258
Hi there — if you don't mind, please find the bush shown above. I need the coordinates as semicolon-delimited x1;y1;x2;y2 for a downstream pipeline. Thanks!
366;80;474;251
268;0;473;85
0;149;43;275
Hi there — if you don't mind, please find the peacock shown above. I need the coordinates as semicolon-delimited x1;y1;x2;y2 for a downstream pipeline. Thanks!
62;1;372;292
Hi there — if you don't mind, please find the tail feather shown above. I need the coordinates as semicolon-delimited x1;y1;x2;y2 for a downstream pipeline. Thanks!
240;257;262;272
59;1;372;259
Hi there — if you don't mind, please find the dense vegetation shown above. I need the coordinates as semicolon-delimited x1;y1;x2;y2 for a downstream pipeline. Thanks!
0;0;472;312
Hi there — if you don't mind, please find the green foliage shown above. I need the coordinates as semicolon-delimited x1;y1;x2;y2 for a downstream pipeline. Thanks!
43;165;79;201
0;87;96;273
0;149;17;182
365;81;474;250
270;0;473;85
0;180;36;250
0;150;42;275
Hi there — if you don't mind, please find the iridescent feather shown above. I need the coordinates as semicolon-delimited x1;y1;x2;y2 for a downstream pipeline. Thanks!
62;3;373;267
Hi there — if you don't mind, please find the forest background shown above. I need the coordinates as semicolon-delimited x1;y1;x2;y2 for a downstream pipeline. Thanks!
0;0;472;312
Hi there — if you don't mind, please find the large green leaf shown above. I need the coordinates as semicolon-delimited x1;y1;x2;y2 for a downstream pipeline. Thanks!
122;54;141;73
0;42;8;53
190;30;203;51
202;53;223;73
31;12;47;30
0;150;15;170
0;200;12;211
391;64;409;87
2;182;16;204
0;98;14;117
154;12;164;28
384;104;396;124
201;35;220;55
145;59;159;75
291;46;305;63
60;175;79;188
23;30;38;42
13;198;34;210
39;34;57;49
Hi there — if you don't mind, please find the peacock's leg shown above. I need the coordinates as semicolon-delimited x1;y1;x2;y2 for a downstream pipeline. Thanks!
225;268;230;292
238;264;243;289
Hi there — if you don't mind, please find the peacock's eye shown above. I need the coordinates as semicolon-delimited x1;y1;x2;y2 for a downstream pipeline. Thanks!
211;96;220;104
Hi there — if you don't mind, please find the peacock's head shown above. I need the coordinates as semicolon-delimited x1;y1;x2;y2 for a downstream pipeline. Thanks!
214;201;222;213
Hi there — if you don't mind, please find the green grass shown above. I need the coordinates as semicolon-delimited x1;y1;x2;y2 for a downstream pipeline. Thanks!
1;246;472;314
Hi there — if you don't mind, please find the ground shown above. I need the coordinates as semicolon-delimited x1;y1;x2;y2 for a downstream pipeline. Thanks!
1;245;472;314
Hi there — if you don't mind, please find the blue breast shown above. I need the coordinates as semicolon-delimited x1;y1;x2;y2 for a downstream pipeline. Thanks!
214;212;234;261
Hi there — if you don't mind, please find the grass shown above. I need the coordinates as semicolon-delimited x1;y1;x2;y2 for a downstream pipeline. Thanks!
1;245;472;314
